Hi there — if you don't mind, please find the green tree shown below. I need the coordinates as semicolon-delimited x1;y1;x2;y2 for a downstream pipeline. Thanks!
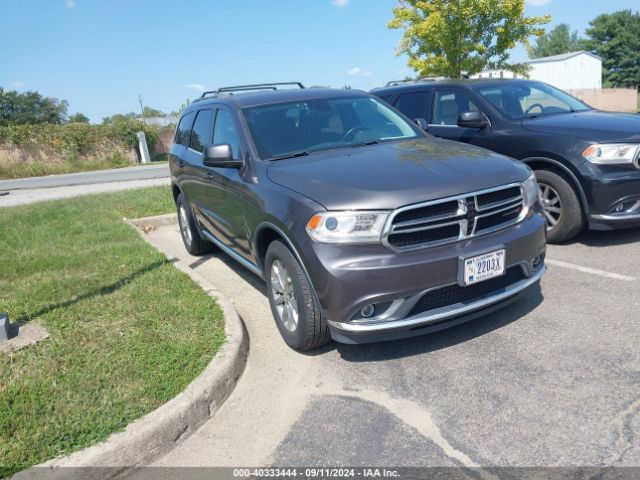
584;10;640;88
388;0;551;78
0;88;68;126
529;23;585;58
101;112;137;125
169;98;191;118
67;112;90;124
142;106;166;118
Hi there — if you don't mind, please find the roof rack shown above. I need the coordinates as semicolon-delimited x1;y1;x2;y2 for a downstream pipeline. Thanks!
199;82;305;99
385;77;451;87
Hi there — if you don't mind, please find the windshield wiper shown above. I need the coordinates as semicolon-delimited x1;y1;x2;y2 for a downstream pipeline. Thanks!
350;140;380;148
270;151;311;161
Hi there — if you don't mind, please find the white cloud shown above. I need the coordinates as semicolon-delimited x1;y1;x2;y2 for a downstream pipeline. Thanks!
13;81;25;89
331;0;349;6
525;0;551;6
65;0;76;8
185;83;206;93
346;67;373;77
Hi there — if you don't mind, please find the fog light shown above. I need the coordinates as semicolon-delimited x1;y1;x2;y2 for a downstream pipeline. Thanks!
360;304;375;318
532;251;546;271
611;200;640;215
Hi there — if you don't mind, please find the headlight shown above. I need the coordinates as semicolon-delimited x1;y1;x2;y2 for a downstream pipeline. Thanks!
306;211;390;244
522;172;539;208
582;144;640;165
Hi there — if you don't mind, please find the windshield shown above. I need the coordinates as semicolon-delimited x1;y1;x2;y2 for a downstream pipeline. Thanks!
476;82;591;120
243;96;420;160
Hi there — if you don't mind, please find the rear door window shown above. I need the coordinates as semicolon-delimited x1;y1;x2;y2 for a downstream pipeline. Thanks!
395;90;429;121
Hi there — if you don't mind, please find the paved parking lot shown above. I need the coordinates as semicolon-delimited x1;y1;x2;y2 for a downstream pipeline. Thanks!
139;223;640;472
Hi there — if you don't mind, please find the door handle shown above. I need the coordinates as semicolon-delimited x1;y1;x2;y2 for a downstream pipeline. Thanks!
203;172;213;180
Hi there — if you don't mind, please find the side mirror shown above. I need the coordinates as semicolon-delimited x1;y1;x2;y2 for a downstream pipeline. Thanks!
457;111;489;129
203;144;241;168
414;118;428;130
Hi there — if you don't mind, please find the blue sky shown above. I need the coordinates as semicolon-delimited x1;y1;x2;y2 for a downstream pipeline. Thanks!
1;0;638;123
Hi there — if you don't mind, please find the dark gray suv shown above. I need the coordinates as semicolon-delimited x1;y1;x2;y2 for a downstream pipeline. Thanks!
170;82;547;351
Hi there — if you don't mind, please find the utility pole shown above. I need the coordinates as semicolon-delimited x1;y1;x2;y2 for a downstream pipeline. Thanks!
138;94;146;125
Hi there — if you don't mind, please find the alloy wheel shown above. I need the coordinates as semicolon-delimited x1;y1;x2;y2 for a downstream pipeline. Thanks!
179;204;193;246
538;183;562;229
270;259;299;332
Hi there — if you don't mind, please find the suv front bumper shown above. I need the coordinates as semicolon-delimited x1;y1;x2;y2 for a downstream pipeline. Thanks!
303;210;547;344
579;162;640;230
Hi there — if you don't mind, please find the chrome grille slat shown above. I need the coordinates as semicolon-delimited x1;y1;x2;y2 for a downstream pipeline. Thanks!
391;219;465;235
383;183;527;252
392;209;465;229
475;195;523;212
475;199;524;218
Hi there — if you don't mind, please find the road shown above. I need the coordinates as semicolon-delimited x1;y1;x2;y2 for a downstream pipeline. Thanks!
0;164;170;208
135;221;640;475
0;164;169;190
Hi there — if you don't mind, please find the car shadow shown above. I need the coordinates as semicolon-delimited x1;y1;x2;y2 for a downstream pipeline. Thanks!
199;251;267;295
570;226;640;247
15;259;166;324
320;284;544;362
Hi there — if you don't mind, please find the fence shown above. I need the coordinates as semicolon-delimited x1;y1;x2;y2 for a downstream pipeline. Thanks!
568;88;638;113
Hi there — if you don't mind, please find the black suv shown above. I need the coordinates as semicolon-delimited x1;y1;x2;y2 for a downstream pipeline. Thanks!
170;83;546;351
372;79;640;242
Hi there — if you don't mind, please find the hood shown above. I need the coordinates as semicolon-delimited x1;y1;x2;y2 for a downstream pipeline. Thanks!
266;138;530;210
522;111;640;142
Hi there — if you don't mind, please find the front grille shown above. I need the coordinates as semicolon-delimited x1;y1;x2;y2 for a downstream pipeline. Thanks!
476;186;521;209
387;224;460;249
407;267;525;317
385;184;525;251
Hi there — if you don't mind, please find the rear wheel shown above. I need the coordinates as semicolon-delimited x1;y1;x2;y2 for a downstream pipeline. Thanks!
265;240;331;351
176;193;214;255
535;170;584;243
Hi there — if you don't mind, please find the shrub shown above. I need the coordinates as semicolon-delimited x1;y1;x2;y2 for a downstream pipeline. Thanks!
0;120;163;156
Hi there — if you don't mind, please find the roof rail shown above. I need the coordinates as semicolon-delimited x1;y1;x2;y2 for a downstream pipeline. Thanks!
385;79;415;87
199;82;305;99
385;77;451;87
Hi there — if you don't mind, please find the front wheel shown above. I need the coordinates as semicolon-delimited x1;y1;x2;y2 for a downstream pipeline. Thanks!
535;170;585;243
264;240;331;351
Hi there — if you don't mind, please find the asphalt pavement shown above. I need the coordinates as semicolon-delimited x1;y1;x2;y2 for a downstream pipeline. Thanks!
0;163;169;190
135;222;640;474
0;164;170;208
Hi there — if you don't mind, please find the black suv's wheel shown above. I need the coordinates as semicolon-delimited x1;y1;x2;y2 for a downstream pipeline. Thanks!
176;193;214;255
264;240;331;351
535;170;585;243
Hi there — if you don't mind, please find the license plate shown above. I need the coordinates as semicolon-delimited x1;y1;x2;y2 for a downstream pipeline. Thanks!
462;249;505;286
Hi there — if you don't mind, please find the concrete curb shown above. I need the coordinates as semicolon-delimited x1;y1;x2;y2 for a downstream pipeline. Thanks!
16;214;249;480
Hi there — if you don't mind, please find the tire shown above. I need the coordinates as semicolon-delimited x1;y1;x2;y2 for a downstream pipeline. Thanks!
264;240;331;351
176;193;214;256
535;170;585;243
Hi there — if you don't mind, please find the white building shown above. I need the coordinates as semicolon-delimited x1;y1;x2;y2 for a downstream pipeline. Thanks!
470;51;603;91
526;51;602;90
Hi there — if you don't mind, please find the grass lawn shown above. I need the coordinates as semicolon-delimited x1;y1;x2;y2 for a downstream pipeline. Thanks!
0;187;225;477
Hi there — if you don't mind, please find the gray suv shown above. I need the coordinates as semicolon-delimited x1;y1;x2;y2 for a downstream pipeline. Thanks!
170;82;547;351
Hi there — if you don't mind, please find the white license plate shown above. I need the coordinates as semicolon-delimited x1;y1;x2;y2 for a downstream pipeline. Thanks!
462;249;506;286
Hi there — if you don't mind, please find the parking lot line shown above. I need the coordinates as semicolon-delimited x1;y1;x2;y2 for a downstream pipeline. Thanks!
546;258;636;282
